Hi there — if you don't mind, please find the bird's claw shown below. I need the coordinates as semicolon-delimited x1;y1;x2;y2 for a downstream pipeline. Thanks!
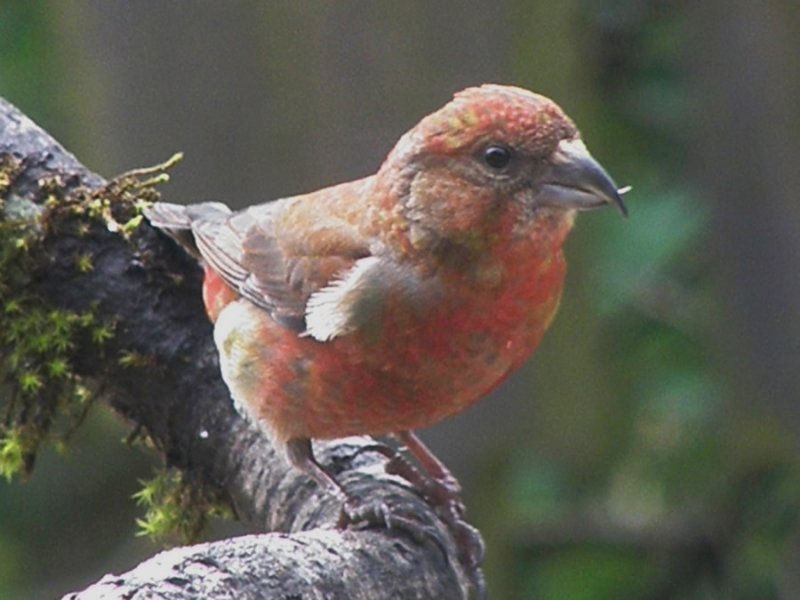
337;496;447;558
339;440;485;574
383;452;484;570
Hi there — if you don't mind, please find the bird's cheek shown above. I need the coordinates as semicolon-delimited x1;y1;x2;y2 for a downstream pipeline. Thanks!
407;169;492;236
510;186;577;242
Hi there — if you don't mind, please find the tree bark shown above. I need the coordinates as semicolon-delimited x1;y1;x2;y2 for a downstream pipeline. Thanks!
0;97;482;599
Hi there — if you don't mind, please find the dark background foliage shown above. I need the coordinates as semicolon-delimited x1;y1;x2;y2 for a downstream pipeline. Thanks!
1;2;798;598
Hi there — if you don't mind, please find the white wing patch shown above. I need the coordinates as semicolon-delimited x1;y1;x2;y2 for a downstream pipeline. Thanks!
304;256;382;342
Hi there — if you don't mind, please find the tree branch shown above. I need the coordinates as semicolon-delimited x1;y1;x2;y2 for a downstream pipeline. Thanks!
64;530;465;600
0;97;482;599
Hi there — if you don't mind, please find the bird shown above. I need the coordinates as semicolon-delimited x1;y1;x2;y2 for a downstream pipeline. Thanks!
145;84;627;532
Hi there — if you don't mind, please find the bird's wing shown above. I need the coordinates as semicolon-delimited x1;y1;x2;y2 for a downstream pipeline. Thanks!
191;198;373;332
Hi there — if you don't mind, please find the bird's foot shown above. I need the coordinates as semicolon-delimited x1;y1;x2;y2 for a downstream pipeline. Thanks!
336;493;447;560
333;438;485;572
384;451;485;570
325;440;485;597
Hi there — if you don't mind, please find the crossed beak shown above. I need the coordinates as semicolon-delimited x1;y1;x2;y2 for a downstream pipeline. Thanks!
538;138;628;217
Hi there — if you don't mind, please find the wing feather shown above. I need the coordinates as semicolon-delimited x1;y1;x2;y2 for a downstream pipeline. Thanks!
189;198;373;332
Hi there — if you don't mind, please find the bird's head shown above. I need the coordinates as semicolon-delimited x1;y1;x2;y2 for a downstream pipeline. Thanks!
373;84;626;263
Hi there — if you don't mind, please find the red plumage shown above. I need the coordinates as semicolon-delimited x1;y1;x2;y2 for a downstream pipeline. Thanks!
146;83;626;507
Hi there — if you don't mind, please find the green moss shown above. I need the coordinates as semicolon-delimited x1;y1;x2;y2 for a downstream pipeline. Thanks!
74;252;94;273
0;289;107;479
0;152;179;480
0;150;226;543
117;351;150;369
0;150;225;542
133;468;233;544
0;429;28;481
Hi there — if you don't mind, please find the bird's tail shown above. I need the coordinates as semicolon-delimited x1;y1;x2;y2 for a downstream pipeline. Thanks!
145;201;231;259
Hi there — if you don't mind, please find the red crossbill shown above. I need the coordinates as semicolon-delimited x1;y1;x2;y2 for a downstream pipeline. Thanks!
146;84;626;516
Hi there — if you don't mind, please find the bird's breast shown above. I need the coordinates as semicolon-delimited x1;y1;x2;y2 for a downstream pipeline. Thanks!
212;236;567;443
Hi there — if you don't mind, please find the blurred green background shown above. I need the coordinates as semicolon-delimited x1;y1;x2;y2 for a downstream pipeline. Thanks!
1;1;799;598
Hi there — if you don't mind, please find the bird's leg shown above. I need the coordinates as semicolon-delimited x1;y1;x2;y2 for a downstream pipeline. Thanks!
285;437;439;541
388;430;485;569
288;435;483;575
287;437;387;525
387;431;465;517
286;437;348;500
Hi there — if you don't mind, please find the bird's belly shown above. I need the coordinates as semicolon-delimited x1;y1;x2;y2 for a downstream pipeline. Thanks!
214;265;563;443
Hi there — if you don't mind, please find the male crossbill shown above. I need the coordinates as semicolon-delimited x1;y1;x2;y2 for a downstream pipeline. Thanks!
146;84;626;509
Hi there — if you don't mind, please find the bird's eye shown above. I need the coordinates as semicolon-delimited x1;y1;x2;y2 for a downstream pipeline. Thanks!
483;145;513;170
